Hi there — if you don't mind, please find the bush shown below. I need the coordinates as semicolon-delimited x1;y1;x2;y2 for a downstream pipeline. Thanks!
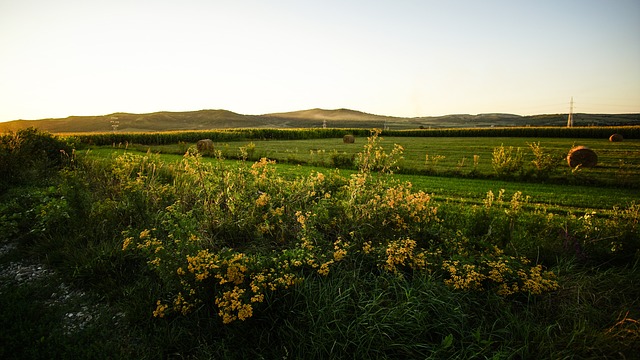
0;128;73;192
492;144;524;177
114;139;561;325
354;129;404;174
330;151;355;168
528;142;559;179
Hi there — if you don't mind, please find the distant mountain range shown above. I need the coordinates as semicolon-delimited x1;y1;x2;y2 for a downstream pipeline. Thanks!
1;108;639;133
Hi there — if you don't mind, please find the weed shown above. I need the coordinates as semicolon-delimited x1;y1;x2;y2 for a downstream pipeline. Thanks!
528;141;560;179
492;144;524;177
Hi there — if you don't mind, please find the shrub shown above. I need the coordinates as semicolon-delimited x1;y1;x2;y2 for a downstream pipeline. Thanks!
424;153;446;172
238;141;256;160
355;129;404;174
528;142;559;179
0;128;73;192
491;144;524;177
330;151;355;168
116;139;560;325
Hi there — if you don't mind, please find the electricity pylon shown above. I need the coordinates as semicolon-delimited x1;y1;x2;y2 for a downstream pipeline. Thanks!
567;97;574;127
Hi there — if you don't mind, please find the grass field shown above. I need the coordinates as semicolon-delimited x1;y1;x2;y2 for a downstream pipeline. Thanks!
1;129;639;359
87;145;639;213
121;136;640;187
94;134;640;211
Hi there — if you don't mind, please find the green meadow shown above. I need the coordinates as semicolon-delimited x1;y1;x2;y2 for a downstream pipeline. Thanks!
1;127;639;359
104;134;640;208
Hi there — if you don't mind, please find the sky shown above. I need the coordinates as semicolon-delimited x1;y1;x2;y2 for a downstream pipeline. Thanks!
1;0;639;122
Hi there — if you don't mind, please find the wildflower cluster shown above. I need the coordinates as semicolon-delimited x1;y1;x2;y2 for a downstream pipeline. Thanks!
250;157;277;184
441;249;559;296
355;129;404;174
125;226;306;323
442;261;486;290
341;175;438;241
215;286;252;323
381;239;430;275
119;141;564;325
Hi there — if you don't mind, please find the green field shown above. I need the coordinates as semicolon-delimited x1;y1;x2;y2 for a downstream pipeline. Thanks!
89;142;640;212
1;128;639;359
95;134;639;211
123;136;640;183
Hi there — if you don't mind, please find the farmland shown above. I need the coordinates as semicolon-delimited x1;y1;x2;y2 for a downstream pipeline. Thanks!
90;131;639;210
1;127;639;359
122;134;640;187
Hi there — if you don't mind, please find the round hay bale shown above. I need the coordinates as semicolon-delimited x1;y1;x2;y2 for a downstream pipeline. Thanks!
609;133;623;142
196;139;214;153
567;146;598;168
343;134;355;144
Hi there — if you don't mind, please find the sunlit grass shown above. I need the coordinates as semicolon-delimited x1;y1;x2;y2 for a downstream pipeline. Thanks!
106;136;640;186
84;144;640;211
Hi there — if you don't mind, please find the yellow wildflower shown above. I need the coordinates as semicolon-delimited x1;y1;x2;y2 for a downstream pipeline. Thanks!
237;304;253;321
255;193;270;207
122;237;133;251
153;300;168;318
271;206;284;216
318;261;333;276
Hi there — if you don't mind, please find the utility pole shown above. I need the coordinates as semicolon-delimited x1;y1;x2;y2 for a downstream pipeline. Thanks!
110;117;119;132
566;97;574;128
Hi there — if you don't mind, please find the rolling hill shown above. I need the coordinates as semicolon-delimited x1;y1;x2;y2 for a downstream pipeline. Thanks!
1;108;639;133
264;108;398;121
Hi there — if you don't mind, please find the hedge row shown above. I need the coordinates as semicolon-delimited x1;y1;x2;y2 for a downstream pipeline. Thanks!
391;126;640;139
65;126;640;146
66;128;373;146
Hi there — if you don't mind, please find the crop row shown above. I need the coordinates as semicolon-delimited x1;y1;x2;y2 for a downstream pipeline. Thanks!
66;126;640;146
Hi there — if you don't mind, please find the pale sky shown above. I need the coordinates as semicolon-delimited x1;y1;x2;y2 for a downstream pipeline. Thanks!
1;0;639;122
